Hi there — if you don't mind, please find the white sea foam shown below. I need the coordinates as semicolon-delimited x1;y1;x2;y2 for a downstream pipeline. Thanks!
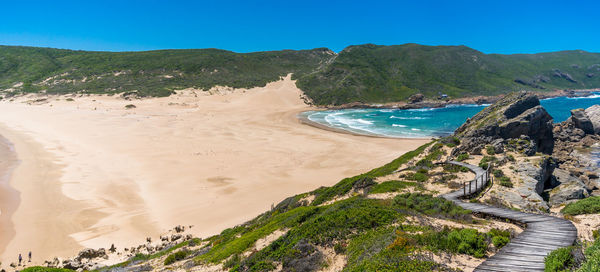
356;119;374;125
392;124;407;127
389;116;429;120
411;128;421;131
567;94;600;99
446;103;489;108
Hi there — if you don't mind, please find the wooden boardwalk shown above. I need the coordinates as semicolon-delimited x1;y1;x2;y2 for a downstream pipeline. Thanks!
441;161;577;272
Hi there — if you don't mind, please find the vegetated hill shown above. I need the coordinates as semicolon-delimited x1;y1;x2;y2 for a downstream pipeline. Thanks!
296;43;600;105
3;44;600;105
0;45;335;97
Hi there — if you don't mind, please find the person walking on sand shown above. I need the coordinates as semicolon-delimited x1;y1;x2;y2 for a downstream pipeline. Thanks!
28;251;32;262
18;253;22;266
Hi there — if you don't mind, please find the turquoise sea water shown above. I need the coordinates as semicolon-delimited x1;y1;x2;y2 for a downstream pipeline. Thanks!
301;94;600;138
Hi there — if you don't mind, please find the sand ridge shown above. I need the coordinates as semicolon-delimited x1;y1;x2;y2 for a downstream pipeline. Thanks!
0;75;428;263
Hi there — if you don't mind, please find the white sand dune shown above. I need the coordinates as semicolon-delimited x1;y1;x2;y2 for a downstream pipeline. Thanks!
0;75;428;263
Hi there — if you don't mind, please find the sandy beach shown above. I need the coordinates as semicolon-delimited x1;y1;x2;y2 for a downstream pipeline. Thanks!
0;75;428;264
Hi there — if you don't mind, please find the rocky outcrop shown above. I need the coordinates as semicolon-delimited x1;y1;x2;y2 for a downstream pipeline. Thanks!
585;105;600;134
454;91;554;155
549;169;590;206
553;69;577;83
568;108;595;134
408;93;425;103
495;158;553;213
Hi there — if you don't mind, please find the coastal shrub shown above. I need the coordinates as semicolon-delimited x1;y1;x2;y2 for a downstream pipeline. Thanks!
456;153;469;162
344;227;439;272
493;169;504;178
415;158;433;168
562;196;600;216
577;239;600;271
200;205;318;263
125;104;136;109
440;174;458;182
393;193;471;222
334;241;346;254
478;156;496;170
545;246;576;272
369;180;419;194
498;177;513;188
65;98;74;101
164;250;190;265
594;229;600;240
486;145;496;155
22;268;75;272
492;236;510;248
441;136;460;147
488;229;511;248
444;164;469;173
208;197;402;270
404;172;428;182
413;228;488;258
223;254;241;269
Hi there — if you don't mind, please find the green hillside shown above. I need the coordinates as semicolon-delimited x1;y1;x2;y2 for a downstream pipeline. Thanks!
0;45;335;97
2;44;600;104
297;44;600;105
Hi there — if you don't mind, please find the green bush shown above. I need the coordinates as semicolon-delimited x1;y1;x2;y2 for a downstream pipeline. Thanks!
577;240;600;271
562;196;600;216
345;227;439;272
393;193;471;222
486;145;496;155
498;177;513;188
22;268;74;272
545;246;575;272
405;172;428;182
414;228;488;258
493;169;504;178
444;164;469;173
369;180;418;194
164;250;190;265
223;254;241;269
456;153;469;162
492;236;509;248
479;156;496;170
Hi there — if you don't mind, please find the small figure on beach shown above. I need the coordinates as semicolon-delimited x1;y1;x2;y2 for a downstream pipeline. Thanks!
18;253;22;265
28;251;32;262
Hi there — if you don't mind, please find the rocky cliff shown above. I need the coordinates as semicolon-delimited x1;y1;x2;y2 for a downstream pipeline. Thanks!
454;91;554;155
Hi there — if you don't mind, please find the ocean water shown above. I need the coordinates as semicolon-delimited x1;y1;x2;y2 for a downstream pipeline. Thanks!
301;94;600;138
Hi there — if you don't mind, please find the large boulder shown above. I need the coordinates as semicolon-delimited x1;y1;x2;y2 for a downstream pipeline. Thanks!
569;108;595;134
585;105;600;134
493;158;553;213
454;91;554;154
408;93;424;103
549;169;590;206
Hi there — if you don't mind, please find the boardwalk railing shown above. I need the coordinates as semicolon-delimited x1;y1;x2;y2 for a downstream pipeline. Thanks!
440;161;577;272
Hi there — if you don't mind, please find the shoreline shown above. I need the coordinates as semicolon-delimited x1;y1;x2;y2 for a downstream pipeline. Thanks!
297;113;432;140
0;123;87;265
0;134;20;261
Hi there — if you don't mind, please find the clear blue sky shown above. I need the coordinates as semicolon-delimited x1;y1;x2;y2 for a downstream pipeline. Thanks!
1;0;598;54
